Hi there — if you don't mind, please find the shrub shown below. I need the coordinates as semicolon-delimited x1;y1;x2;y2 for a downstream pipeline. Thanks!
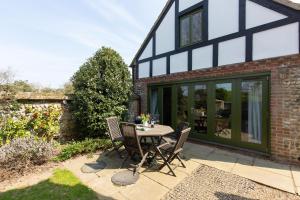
0;116;30;145
0;136;53;172
27;105;62;141
71;47;132;137
0;105;62;145
54;138;112;162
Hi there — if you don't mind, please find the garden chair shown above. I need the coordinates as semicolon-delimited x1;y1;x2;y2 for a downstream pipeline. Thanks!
162;122;189;145
120;122;150;174
106;117;125;158
155;127;191;177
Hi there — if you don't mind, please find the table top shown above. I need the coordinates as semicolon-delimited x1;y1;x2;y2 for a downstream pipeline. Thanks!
136;125;174;137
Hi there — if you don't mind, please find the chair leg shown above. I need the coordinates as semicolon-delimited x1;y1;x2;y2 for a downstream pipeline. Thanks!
155;148;176;177
176;155;186;168
133;152;149;174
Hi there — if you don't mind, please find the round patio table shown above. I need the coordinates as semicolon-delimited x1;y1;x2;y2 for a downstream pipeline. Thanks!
136;124;174;137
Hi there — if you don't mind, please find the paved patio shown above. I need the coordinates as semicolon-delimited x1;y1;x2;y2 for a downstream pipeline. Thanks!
63;142;300;200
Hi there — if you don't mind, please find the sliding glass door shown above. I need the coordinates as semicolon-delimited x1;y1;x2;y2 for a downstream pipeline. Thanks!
148;75;269;153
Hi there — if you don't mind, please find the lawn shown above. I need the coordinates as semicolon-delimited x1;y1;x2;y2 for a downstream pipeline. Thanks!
0;169;99;200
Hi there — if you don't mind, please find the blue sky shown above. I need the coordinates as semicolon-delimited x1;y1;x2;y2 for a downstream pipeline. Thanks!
0;0;167;88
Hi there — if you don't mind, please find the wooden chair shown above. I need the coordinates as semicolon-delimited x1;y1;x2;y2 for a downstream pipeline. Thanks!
106;117;125;158
162;122;189;145
155;127;191;177
120;122;149;174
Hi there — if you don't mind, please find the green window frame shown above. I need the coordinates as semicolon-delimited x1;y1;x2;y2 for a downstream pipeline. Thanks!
180;9;204;47
147;74;270;154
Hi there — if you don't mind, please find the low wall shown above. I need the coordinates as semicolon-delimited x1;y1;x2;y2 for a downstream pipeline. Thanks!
2;93;79;141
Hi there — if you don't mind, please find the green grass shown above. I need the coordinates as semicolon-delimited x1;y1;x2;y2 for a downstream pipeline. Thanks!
0;169;99;200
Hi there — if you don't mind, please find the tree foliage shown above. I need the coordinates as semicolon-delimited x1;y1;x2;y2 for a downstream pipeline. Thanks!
71;47;132;137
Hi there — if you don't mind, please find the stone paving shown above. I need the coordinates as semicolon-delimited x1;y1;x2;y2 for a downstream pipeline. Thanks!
61;142;300;200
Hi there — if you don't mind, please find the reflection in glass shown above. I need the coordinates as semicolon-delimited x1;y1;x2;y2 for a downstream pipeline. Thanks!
150;88;160;123
150;88;159;115
191;11;202;43
215;83;232;139
241;81;263;144
180;17;190;47
177;86;189;125
193;84;207;134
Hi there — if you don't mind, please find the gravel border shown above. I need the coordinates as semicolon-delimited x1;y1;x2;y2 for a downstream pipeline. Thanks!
163;165;300;200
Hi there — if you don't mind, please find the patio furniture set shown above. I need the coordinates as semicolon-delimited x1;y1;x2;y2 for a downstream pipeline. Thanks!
106;116;191;177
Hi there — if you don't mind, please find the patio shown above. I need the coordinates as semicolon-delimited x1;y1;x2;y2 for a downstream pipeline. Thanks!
62;142;300;200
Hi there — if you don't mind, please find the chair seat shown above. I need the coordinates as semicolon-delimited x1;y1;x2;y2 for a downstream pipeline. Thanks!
162;136;177;145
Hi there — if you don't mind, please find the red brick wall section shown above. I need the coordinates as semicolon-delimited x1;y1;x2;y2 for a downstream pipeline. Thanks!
132;54;300;164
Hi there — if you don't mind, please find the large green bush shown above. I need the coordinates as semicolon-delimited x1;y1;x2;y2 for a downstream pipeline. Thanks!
71;47;132;137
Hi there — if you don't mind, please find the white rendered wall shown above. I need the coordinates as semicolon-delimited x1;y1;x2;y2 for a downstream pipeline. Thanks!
170;52;188;74
156;3;175;55
219;37;246;66
253;23;299;61
246;0;287;29
153;57;167;76
192;45;213;70
209;0;239;39
139;38;153;60
179;0;203;12
138;62;150;78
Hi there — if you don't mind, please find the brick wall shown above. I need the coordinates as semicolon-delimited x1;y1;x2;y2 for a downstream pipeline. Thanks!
132;54;300;164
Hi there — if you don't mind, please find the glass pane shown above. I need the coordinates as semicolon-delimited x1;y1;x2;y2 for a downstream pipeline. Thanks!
177;86;189;125
191;11;202;43
241;80;263;144
180;17;190;47
150;88;159;115
193;84;207;134
163;87;172;126
215;83;232;139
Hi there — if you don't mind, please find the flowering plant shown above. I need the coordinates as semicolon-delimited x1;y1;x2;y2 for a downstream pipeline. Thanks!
140;113;150;124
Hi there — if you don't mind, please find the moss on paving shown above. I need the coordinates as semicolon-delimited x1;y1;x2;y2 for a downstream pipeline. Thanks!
0;169;99;200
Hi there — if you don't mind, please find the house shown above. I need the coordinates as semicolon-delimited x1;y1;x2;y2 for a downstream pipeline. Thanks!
129;0;300;164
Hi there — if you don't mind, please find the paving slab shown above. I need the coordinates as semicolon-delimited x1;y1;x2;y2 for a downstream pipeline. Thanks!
292;166;300;187
141;164;189;189
183;142;215;158
232;160;295;194
172;159;202;175
254;158;292;177
214;149;255;163
120;174;169;200
200;152;238;173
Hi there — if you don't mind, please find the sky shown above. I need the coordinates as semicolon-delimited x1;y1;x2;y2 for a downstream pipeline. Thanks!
0;0;167;88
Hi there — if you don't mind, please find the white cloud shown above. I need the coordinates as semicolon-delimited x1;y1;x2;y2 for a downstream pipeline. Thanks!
84;0;145;33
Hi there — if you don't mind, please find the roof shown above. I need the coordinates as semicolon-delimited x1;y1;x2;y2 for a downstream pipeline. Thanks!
274;0;300;10
129;0;300;67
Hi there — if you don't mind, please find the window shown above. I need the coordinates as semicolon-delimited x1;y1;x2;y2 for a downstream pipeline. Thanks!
180;9;203;47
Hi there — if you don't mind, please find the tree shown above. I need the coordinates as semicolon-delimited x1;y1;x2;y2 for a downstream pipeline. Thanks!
12;80;35;92
71;47;132;137
0;68;15;102
63;81;74;95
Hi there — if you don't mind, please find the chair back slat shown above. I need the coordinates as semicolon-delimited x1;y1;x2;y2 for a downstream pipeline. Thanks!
175;122;189;134
173;128;191;153
106;117;122;141
120;123;144;157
